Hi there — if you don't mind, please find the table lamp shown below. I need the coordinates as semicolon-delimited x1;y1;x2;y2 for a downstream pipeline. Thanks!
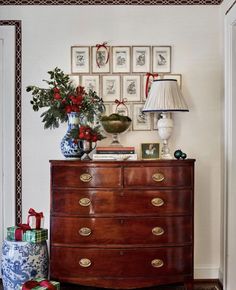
142;79;188;159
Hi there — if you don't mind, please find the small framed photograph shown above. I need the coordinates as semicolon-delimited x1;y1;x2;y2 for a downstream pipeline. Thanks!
152;46;171;73
162;73;182;88
91;46;110;73
141;143;160;160
132;46;151;73
112;46;131;73
122;75;141;102
111;103;132;117
132;103;151;131
102;75;121;102
71;46;90;74
81;75;100;94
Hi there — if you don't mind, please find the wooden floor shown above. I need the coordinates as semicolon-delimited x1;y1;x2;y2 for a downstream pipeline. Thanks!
0;280;222;290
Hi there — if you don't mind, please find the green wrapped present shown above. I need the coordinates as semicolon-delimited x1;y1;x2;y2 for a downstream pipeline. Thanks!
7;226;48;243
21;278;60;289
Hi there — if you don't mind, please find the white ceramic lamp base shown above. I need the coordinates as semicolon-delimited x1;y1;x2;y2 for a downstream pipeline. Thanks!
157;113;174;159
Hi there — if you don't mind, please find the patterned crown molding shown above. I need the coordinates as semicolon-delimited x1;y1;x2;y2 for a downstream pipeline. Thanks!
0;20;22;224
0;0;223;5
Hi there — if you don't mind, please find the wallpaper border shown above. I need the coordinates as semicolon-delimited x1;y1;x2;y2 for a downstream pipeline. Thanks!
0;20;22;225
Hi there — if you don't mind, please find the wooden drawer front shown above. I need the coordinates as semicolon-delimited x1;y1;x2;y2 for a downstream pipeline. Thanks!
52;166;122;188
50;246;192;278
124;166;193;187
51;216;192;245
51;189;192;216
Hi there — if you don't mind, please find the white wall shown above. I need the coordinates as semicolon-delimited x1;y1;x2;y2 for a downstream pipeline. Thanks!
0;5;222;279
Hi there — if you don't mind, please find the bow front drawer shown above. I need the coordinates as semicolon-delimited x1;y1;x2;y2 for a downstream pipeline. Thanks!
124;166;193;187
51;165;122;188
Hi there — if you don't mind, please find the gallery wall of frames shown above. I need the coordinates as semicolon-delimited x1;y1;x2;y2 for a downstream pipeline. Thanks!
69;45;182;131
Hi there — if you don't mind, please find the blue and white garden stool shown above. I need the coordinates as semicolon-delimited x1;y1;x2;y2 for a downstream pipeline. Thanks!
1;240;48;290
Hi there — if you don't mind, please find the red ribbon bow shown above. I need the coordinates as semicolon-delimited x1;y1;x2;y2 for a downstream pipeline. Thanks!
22;279;56;290
145;72;159;98
115;98;127;107
95;42;109;68
27;208;44;229
15;223;31;241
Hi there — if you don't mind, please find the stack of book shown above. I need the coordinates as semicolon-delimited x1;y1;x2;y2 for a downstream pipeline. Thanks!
92;146;138;161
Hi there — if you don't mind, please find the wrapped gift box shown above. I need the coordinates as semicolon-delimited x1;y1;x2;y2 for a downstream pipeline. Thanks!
27;208;44;229
22;278;60;290
7;226;48;243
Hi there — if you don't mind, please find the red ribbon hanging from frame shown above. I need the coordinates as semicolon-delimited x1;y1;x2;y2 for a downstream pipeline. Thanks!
145;72;159;98
95;42;109;68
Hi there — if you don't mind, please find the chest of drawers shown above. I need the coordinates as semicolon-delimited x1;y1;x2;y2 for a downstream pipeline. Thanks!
50;159;195;289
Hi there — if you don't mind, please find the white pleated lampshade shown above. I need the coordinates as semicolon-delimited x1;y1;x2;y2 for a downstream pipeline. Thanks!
142;79;189;112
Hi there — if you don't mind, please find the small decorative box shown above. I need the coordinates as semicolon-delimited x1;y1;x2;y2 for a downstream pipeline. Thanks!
23;229;48;243
7;226;48;243
27;208;44;229
22;278;60;290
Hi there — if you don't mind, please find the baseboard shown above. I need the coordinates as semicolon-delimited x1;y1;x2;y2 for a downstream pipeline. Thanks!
194;267;220;279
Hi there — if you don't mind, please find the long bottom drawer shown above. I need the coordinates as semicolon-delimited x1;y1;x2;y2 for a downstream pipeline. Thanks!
50;246;192;278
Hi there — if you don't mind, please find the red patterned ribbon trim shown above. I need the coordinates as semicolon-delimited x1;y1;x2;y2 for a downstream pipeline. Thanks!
145;72;158;98
22;280;56;290
15;223;31;241
95;42;109;68
27;208;44;229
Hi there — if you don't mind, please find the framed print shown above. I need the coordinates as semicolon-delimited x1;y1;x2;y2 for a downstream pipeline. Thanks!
112;46;131;73
132;46;151;73
102;75;121;102
132;103;151;131
91;46;110;73
71;46;90;74
162;74;182;88
81;75;100;94
69;75;80;87
111;103;132;117
122;75;141;102
142;74;161;101
152;46;171;73
103;103;111;116
141;143;160;160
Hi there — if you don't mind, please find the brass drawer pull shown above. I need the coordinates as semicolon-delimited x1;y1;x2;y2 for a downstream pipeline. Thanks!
79;198;91;207
152;172;165;182
79;258;91;268
80;173;92;183
151;259;164;268
152;227;165;236
151;197;164;207
79;227;92;237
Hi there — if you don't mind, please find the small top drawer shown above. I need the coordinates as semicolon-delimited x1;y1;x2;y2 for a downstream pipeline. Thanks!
124;165;193;188
52;165;122;188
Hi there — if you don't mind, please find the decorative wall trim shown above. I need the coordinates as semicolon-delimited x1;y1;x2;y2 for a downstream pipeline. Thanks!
0;0;223;5
0;20;22;225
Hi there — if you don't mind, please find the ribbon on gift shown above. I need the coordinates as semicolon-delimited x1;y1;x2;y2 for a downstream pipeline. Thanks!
22;279;56;290
95;42;109;68
145;72;159;98
27;208;44;229
15;223;31;241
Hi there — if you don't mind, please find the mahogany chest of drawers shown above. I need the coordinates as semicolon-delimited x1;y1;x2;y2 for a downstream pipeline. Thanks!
50;159;195;289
